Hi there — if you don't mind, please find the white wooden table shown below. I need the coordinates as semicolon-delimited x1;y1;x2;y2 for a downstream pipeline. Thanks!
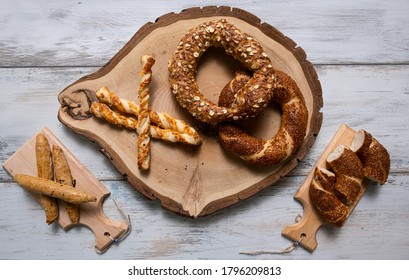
1;0;408;259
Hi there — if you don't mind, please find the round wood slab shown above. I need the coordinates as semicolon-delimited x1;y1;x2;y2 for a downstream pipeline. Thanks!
57;6;323;217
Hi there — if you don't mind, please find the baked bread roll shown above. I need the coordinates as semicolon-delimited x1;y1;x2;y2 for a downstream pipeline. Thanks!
327;145;364;205
309;167;349;227
350;129;390;184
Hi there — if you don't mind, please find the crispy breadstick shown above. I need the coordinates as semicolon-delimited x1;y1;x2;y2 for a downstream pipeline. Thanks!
91;102;201;145
148;126;201;145
52;145;79;224
36;134;53;180
91;102;138;129
14;174;97;204
35;133;59;225
96;86;139;116
137;55;155;170
96;86;201;140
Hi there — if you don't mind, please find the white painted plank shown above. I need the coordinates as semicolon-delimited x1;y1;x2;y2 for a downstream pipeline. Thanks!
1;65;408;259
0;174;407;259
1;65;408;180
0;0;408;66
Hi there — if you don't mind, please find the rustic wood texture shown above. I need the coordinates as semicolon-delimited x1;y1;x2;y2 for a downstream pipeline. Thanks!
2;127;129;252
1;0;409;259
57;7;323;218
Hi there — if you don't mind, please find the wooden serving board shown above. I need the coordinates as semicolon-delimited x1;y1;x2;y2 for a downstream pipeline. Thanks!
282;124;369;252
57;6;323;217
2;127;129;253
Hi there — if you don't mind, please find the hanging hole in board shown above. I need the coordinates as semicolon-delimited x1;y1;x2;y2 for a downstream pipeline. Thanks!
104;231;119;243
293;233;306;246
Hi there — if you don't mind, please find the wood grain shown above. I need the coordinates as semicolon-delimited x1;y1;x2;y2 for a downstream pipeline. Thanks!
57;7;323;217
1;0;409;259
282;124;370;252
1;1;408;66
2;128;129;253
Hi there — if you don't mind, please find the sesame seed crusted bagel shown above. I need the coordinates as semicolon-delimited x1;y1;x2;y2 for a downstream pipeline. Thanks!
218;70;308;166
168;19;275;124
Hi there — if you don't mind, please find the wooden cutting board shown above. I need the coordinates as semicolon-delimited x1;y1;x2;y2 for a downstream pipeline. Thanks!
282;124;370;252
2;127;129;253
57;6;323;217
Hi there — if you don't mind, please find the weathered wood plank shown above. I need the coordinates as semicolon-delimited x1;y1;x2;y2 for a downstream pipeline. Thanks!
1;65;408;181
1;65;408;259
0;0;408;66
0;173;407;259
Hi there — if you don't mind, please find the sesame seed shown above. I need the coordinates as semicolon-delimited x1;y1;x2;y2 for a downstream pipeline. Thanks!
206;26;215;33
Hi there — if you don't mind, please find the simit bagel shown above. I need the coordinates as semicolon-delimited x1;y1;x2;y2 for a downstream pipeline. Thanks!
168;19;275;124
218;70;308;166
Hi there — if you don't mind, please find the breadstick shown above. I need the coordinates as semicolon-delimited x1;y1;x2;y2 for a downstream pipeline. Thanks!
152;111;200;143
35;133;59;225
96;86;139;116
148;126;201;145
136;55;155;170
36;134;54;180
91;102;200;145
52;145;79;224
14;174;97;204
91;102;138;129
96;87;200;141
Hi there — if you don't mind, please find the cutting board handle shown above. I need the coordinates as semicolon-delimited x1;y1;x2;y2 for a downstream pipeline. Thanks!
58;194;130;253
281;193;323;252
282;124;361;252
2;127;131;254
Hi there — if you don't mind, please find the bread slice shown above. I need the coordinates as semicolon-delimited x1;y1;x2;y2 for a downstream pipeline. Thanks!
309;167;349;227
327;145;364;179
350;129;390;184
333;175;362;205
313;166;336;192
327;145;364;205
